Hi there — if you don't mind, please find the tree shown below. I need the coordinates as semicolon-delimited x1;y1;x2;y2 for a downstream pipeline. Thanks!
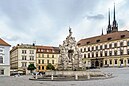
27;64;36;73
46;63;55;70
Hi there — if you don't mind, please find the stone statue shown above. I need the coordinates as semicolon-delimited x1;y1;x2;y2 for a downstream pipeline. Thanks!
58;27;84;70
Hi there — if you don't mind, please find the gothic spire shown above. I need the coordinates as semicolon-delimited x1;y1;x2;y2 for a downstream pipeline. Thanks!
112;3;118;32
113;3;116;21
108;8;111;25
107;8;112;34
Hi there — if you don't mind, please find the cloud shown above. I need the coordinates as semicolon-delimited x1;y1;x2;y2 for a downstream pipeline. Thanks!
86;14;104;20
2;36;20;41
0;0;128;47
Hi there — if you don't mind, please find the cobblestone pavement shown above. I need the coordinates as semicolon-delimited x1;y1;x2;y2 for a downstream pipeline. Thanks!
0;67;129;86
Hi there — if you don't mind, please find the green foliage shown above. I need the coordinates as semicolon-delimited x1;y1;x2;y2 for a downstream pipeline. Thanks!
46;63;55;70
27;64;36;73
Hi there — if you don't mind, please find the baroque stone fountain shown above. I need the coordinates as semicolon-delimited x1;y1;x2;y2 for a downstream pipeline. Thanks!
29;27;113;81
58;27;84;71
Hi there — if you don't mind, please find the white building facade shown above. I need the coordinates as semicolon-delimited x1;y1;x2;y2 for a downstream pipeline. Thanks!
10;44;36;74
0;38;11;76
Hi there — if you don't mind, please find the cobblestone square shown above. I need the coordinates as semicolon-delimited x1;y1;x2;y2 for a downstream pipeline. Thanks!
0;67;129;86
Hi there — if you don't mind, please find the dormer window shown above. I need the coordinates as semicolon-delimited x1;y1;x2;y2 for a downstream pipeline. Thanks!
107;37;112;41
77;43;80;46
96;39;100;43
121;35;125;38
87;41;90;44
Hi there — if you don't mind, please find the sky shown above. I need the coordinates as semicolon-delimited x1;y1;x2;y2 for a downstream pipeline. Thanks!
0;0;129;47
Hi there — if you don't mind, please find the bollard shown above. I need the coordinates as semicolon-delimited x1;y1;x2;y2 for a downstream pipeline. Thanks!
87;73;90;79
51;74;53;80
35;73;38;79
75;74;78;80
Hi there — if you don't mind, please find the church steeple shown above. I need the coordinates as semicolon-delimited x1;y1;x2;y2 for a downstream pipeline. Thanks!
107;9;112;34
113;3;116;21
112;3;118;32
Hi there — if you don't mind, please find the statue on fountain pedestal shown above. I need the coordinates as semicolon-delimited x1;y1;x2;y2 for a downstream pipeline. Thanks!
58;27;84;71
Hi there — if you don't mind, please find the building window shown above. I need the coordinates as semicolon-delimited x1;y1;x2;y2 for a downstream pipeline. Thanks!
105;45;107;49
80;49;82;52
21;62;27;67
109;44;112;48
96;46;98;50
114;43;117;48
22;56;26;60
30;56;34;60
22;50;26;54
107;37;112;41
29;50;34;54
0;69;4;75
38;60;40;64
88;47;90;51
42;54;44;58
47;60;49;64
120;42;123;46
87;42;90;44
110;60;112;64
52;55;54;58
38;66;40;70
96;40;100;43
47;54;49;58
92;53;94;58
42;60;44;64
121;35;125;38
114;51;117;56
84;54;86;58
105;60;107;65
109;51;112;56
0;56;3;63
127;49;129;55
105;51;107;56
100;45;102;50
115;59;117;64
100;52;103;57
38;54;40;57
52;60;54;64
121;59;123;64
96;52;98;57
88;53;90;58
128;59;129;64
127;41;129;46
92;47;94;51
84;48;86;52
120;50;123;55
84;61;86;64
0;48;4;53
42;66;44;70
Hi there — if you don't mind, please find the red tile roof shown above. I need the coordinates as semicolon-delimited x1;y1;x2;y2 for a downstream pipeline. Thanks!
78;31;129;46
0;38;11;46
36;45;59;53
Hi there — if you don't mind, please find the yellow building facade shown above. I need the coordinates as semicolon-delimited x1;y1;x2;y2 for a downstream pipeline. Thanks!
36;46;60;72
